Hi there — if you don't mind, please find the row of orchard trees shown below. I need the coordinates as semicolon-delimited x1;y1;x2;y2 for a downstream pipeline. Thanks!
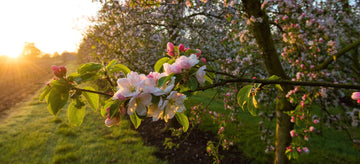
73;0;360;163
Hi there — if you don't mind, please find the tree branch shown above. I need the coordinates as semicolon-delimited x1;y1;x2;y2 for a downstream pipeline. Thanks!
316;38;360;70
192;78;360;92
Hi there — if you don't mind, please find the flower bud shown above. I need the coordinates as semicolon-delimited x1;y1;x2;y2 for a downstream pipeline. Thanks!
167;42;175;57
195;49;201;57
201;57;206;63
179;44;185;52
309;126;315;132
351;92;360;100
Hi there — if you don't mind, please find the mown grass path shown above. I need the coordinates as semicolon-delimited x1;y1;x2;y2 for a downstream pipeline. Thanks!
0;90;164;164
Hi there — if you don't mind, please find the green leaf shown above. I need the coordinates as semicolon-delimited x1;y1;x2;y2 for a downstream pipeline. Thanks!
154;57;170;73
187;77;198;90
67;98;86;126
167;59;175;65
205;75;213;84
237;85;253;110
175;112;189;132
77;62;103;74
46;88;69;115
247;95;259;116
185;49;198;56
157;73;174;87
268;75;280;80
67;72;82;84
106;59;117;71
102;99;122;118
111;64;131;77
130;113;142;129
82;86;99;112
39;86;51;101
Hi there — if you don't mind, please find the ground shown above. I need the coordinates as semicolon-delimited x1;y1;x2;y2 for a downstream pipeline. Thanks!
0;58;249;163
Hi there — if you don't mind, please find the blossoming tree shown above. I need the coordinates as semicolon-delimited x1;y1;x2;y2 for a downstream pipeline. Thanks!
42;0;360;164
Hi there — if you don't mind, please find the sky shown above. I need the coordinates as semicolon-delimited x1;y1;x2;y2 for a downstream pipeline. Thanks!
0;0;101;57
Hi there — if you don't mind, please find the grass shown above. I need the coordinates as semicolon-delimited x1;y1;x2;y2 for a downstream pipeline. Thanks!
0;91;165;164
187;89;360;163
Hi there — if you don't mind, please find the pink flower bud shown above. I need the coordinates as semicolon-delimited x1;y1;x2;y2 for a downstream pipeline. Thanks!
303;147;310;153
179;44;185;52
196;49;201;57
105;117;120;127
313;119;319;124
309;126;315;132
302;94;306;101
304;135;309;141
184;47;190;52
52;65;64;78
218;126;225;134
201;57;206;63
290;130;296;137
290;116;296;123
167;42;175;57
59;66;67;75
297;147;302;153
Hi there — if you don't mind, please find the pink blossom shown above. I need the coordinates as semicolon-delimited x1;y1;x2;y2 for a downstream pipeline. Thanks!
201;57;206;63
290;130;297;137
163;63;182;74
297;147;302;153
218;126;225;134
167;42;175;57
304;135;309;141
313;119;320;124
302;94;306;100
196;49;201;57
303;147;310;153
309;126;315;132
351;92;360;101
179;44;185;52
290;116;296;123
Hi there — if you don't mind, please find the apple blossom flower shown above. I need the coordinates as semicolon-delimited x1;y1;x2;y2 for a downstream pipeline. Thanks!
290;116;296;123
147;97;164;121
290;130;297;137
113;72;145;99
176;56;192;70
163;63;182;74
351;92;360;103
161;91;186;122
196;66;206;84
127;93;152;116
313;119;320;124
309;126;315;132
303;147;310;153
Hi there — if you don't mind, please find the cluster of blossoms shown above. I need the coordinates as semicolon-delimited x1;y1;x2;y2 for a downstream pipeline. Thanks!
109;43;207;125
51;65;67;78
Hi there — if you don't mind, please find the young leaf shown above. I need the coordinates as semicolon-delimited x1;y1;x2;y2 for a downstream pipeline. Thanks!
39;86;51;101
205;75;213;84
268;75;280;80
157;73;174;87
247;96;259;116
154;57;170;73
237;85;253;110
106;59;117;71
67;98;86;126
46;88;69;115
111;64;131;77
175;112;189;132
77;62;103;74
82;86;99;112
130;113;142;129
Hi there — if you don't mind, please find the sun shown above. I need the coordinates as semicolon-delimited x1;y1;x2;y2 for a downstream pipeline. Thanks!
0;44;22;58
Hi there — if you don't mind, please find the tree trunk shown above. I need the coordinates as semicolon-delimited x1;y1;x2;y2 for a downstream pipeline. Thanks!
241;0;294;163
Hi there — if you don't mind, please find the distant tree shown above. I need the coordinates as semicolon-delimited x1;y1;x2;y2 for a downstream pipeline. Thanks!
20;42;41;59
